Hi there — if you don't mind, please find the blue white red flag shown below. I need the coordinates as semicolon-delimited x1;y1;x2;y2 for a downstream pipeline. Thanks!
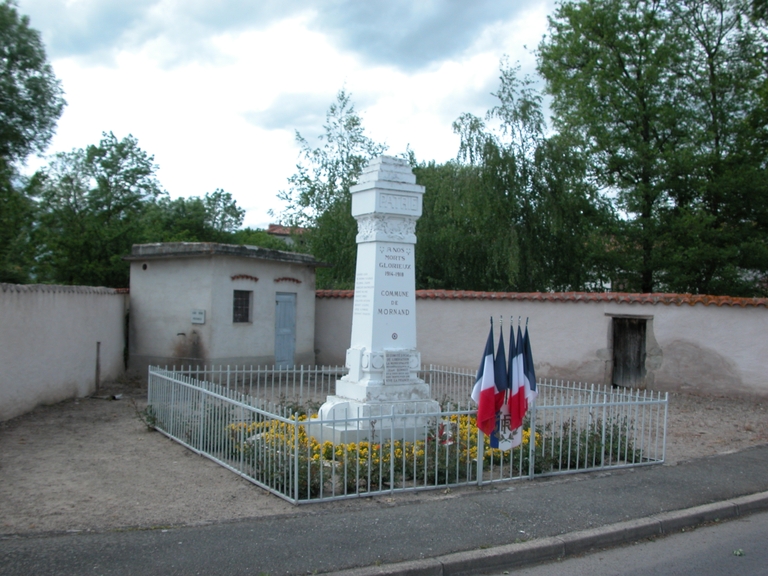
471;321;497;436
523;324;538;405
494;324;508;411
508;323;526;431
489;323;509;448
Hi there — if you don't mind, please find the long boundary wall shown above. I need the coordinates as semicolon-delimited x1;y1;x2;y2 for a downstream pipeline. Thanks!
315;290;768;398
4;284;765;422
0;284;127;421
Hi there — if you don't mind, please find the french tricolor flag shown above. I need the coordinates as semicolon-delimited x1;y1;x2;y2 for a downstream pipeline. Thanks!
471;322;497;436
523;324;538;405
508;323;526;431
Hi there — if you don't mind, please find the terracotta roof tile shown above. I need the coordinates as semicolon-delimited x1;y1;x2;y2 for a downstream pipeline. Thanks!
315;289;768;308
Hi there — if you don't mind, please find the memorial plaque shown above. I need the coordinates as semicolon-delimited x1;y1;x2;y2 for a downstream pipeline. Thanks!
384;350;411;386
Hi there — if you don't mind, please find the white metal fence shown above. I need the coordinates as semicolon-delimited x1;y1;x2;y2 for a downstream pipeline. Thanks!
155;364;474;409
147;365;668;504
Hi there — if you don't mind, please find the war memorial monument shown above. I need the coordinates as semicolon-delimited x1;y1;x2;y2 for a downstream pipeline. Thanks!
316;156;440;441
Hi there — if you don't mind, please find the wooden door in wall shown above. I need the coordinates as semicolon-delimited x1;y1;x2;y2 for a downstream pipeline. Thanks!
275;293;296;368
612;317;647;388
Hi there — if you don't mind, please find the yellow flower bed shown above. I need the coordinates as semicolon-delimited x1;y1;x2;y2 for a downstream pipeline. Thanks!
226;413;540;493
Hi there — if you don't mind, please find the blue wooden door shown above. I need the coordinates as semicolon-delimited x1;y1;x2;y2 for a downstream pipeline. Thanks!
275;293;296;367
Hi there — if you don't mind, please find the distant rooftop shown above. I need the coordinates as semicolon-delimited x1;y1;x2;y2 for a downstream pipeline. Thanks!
267;224;307;236
126;242;325;267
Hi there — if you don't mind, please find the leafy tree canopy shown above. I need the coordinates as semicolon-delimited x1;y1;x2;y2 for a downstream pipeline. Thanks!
35;132;165;286
277;89;387;288
0;0;65;165
538;0;768;294
31;132;274;287
416;61;616;292
0;0;64;282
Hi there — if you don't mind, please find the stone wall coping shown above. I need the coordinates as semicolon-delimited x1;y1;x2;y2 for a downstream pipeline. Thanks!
315;289;768;308
6;284;765;307
125;242;327;267
1;283;125;295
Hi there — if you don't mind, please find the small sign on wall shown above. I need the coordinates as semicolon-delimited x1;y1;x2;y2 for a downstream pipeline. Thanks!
191;309;206;324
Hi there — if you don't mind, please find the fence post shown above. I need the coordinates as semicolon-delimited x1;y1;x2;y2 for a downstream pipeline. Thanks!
476;427;484;486
661;392;669;463
528;401;537;479
199;390;206;452
600;394;607;467
170;373;176;438
390;412;395;495
294;413;300;501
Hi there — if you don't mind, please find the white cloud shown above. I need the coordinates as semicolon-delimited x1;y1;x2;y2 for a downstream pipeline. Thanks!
17;0;554;229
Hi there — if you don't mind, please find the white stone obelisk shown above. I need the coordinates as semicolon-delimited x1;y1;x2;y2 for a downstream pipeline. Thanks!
317;156;440;440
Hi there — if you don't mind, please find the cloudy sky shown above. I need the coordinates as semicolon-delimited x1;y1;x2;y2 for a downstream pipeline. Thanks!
17;0;554;228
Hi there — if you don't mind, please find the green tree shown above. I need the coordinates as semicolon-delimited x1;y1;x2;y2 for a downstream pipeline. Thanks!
0;166;36;282
142;189;245;243
656;0;768;295
415;159;518;290
229;227;294;251
416;62;615;292
36;132;164;287
0;0;65;282
538;0;768;295
277;89;387;288
203;188;244;234
0;0;65;165
141;196;210;242
538;0;687;292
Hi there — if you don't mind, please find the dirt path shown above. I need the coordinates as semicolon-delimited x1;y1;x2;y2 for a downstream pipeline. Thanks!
1;380;766;535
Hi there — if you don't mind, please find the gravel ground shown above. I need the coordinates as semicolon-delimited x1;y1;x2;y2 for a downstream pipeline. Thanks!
1;379;766;536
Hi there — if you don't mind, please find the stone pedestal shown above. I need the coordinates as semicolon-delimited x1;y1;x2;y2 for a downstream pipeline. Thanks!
315;156;440;443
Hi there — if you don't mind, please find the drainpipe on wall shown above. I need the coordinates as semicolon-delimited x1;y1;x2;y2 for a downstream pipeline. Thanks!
95;341;101;394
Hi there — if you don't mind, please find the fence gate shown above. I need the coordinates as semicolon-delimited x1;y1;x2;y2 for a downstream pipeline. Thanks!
275;292;296;368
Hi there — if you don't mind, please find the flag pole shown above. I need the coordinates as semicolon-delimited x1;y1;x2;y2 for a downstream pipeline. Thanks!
478;318;489;485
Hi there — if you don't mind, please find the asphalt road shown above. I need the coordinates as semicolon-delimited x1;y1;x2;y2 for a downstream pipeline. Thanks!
2;445;768;576
501;510;768;576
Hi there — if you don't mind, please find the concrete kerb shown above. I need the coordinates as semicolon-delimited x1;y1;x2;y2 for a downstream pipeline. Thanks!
439;538;565;576
557;516;662;557
327;491;768;576
326;559;443;576
655;501;739;533
731;491;768;515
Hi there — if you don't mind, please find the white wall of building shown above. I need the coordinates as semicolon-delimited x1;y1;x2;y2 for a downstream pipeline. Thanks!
0;284;126;421
128;257;214;372
128;246;317;376
206;256;316;365
315;291;768;398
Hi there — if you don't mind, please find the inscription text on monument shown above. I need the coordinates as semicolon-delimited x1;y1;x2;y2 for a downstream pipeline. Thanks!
384;350;411;386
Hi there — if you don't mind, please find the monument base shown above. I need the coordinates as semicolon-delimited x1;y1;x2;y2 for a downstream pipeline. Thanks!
311;382;441;444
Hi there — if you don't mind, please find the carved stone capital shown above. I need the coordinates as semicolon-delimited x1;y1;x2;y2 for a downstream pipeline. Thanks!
355;214;417;243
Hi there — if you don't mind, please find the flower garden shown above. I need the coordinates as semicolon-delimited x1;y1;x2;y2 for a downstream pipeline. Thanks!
147;366;666;504
221;410;637;501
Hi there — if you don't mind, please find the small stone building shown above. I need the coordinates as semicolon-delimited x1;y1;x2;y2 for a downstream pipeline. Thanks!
126;242;323;376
